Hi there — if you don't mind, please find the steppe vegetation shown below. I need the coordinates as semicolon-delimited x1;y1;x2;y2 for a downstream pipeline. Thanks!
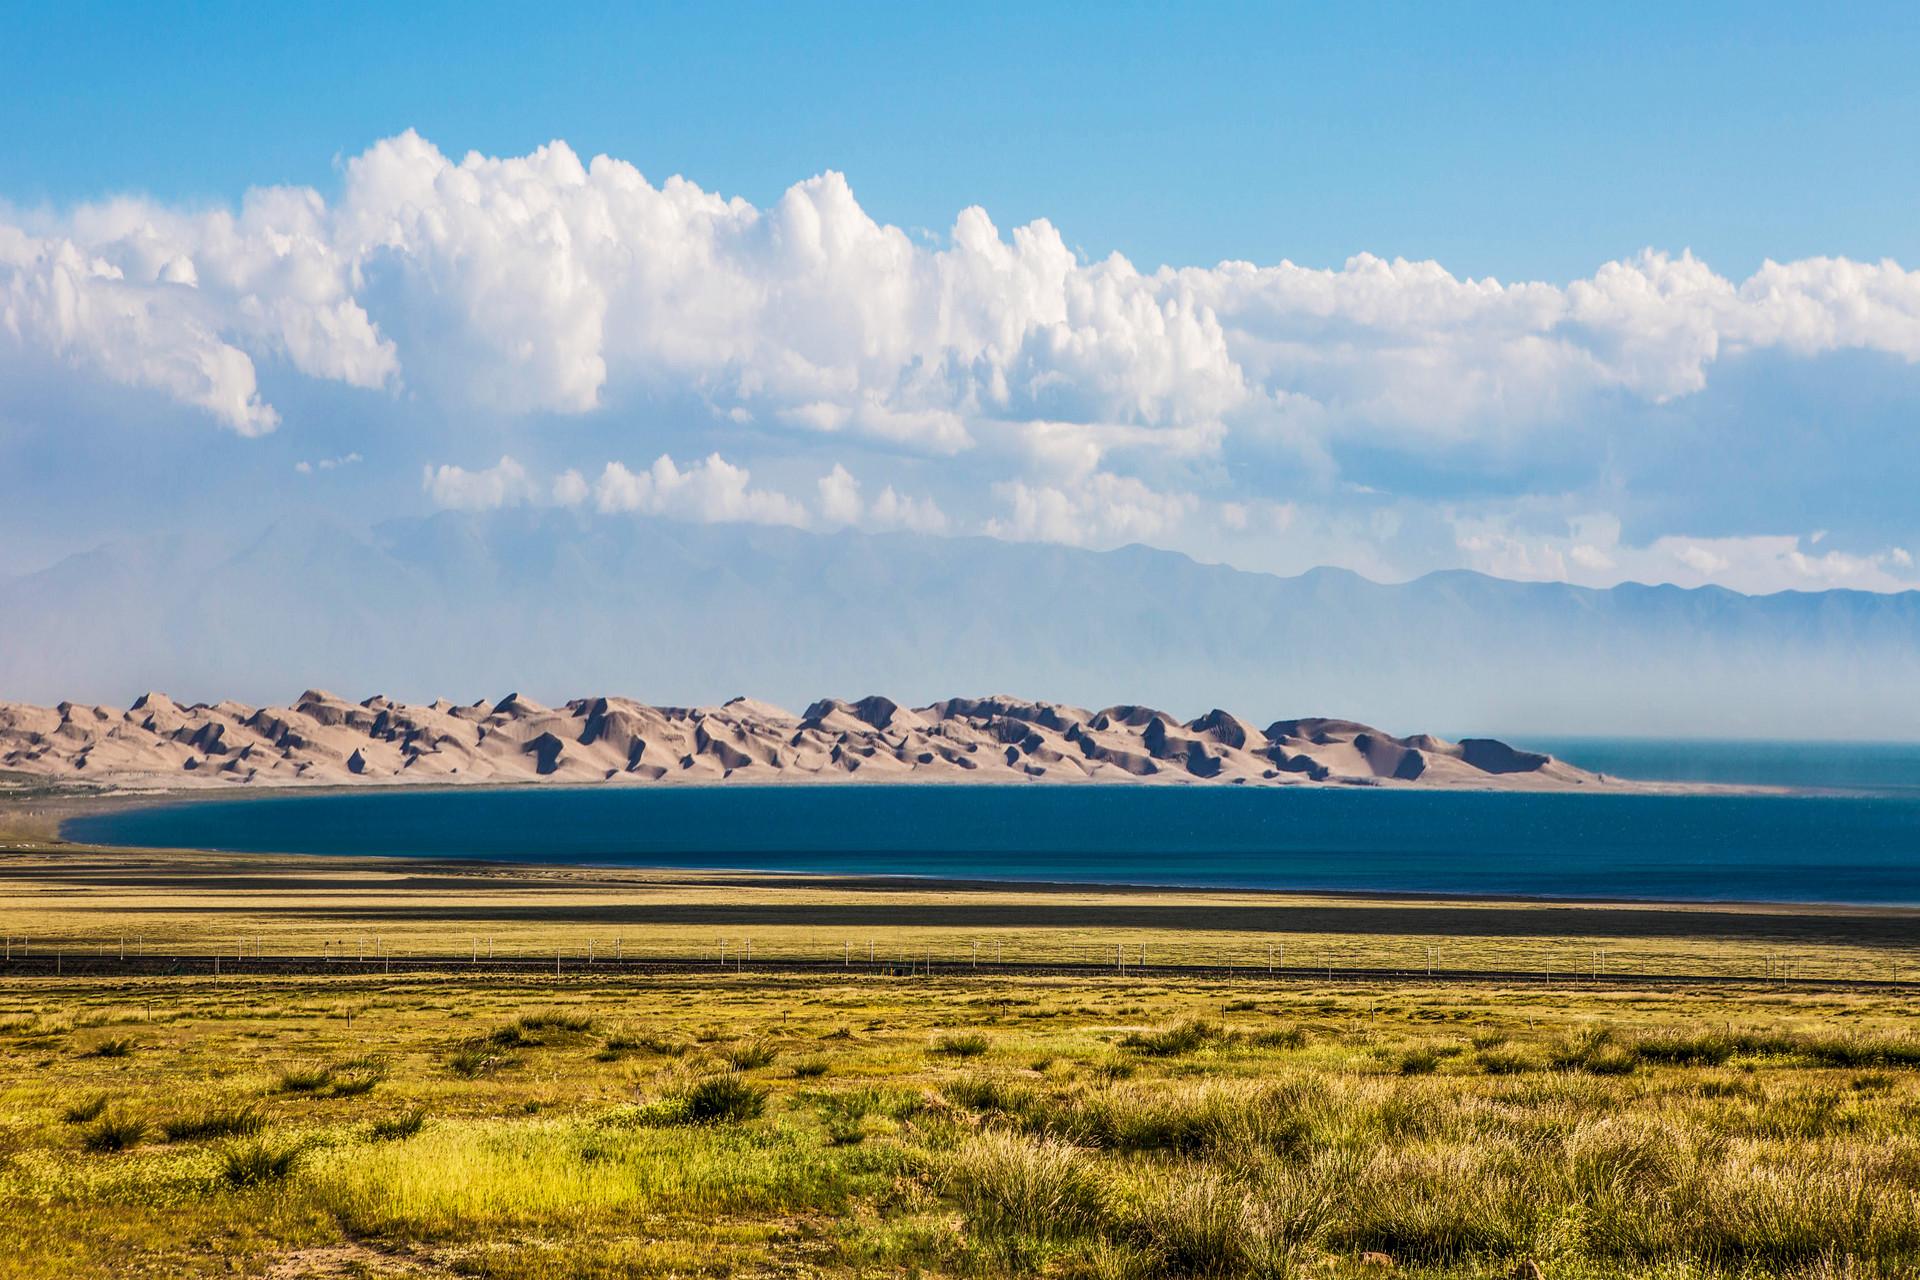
3;970;1919;1278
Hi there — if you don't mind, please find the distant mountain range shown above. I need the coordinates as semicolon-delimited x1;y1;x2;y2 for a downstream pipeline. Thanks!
3;510;1916;739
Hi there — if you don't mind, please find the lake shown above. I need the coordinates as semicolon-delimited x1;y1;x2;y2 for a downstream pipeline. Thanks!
61;738;1920;904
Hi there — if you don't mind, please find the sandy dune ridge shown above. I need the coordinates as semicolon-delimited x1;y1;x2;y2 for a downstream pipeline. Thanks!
0;690;1621;792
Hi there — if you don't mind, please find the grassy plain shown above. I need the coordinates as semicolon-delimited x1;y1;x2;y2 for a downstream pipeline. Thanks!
6;968;1920;1278
4;813;1920;1277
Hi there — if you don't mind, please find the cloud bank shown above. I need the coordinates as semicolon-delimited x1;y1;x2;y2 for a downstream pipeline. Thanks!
4;131;1918;595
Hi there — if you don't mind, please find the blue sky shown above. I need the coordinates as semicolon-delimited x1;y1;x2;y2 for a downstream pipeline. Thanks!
2;2;1918;593
8;2;1919;281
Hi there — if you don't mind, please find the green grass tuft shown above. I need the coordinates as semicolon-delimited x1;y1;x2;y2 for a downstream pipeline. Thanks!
1119;1019;1224;1057
933;1032;991;1058
673;1074;767;1125
720;1039;779;1070
370;1108;427;1141
161;1106;265;1142
62;1092;110;1124
81;1110;146;1153
220;1137;300;1186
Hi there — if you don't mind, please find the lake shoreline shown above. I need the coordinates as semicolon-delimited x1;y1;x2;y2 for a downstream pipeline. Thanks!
34;780;1920;912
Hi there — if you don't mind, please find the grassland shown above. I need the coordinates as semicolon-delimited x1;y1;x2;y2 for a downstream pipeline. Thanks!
6;967;1920;1278
5;821;1920;1277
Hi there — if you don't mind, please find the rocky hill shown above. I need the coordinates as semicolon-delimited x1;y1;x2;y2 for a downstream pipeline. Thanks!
0;690;1615;791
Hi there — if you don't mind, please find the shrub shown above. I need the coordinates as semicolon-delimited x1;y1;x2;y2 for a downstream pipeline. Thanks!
1798;1034;1920;1069
674;1074;767;1124
161;1106;264;1142
602;1029;688;1057
1634;1031;1736;1066
82;1037;135;1059
1398;1047;1443;1075
1115;1160;1340;1275
721;1039;779;1070
514;1010;596;1035
276;1063;336;1093
1120;1019;1223;1057
820;1097;874;1145
933;1032;991;1058
1476;1048;1537;1076
1249;1025;1310;1050
447;1048;508;1078
945;1131;1107;1249
789;1057;830;1079
221;1137;299;1186
370;1108;426;1141
62;1093;110;1124
81;1111;145;1152
1553;1029;1638;1077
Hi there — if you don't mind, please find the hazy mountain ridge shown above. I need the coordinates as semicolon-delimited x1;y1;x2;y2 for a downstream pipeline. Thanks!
2;510;1915;738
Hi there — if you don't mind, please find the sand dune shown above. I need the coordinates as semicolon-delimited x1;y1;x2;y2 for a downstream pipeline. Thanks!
0;690;1636;793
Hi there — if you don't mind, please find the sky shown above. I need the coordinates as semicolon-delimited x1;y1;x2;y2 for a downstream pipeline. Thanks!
3;2;1919;593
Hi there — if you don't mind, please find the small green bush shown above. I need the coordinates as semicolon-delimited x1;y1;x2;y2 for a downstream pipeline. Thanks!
161;1106;264;1142
1248;1025;1310;1050
676;1074;767;1124
370;1108;426;1141
221;1137;299;1186
1120;1019;1225;1057
1476;1048;1537;1076
721;1039;779;1070
447;1048;506;1078
515;1010;596;1035
62;1093;110;1124
1398;1047;1442;1075
81;1111;145;1152
276;1063;335;1093
934;1032;991;1058
82;1037;135;1059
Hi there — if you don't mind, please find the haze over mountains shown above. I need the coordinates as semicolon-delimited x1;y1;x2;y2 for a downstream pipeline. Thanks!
3;510;1916;739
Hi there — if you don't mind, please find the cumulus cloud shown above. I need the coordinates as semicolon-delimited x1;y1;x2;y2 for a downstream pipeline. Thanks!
421;455;538;510
591;453;809;527
7;132;1919;450
987;472;1197;548
815;463;947;533
9;132;1920;598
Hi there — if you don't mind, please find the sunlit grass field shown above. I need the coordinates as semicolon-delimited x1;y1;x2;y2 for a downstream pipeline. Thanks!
4;827;1920;1278
4;967;1920;1278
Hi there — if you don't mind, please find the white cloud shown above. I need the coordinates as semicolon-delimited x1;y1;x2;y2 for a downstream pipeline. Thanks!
550;468;589;507
1452;512;1920;595
816;464;863;526
422;455;537;510
8;132;1918;453
8;133;1920;600
814;463;948;533
294;451;362;475
987;472;1197;548
867;485;948;534
592;453;809;527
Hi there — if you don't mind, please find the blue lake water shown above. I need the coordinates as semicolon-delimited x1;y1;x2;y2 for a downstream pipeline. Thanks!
1521;737;1920;796
61;738;1920;904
